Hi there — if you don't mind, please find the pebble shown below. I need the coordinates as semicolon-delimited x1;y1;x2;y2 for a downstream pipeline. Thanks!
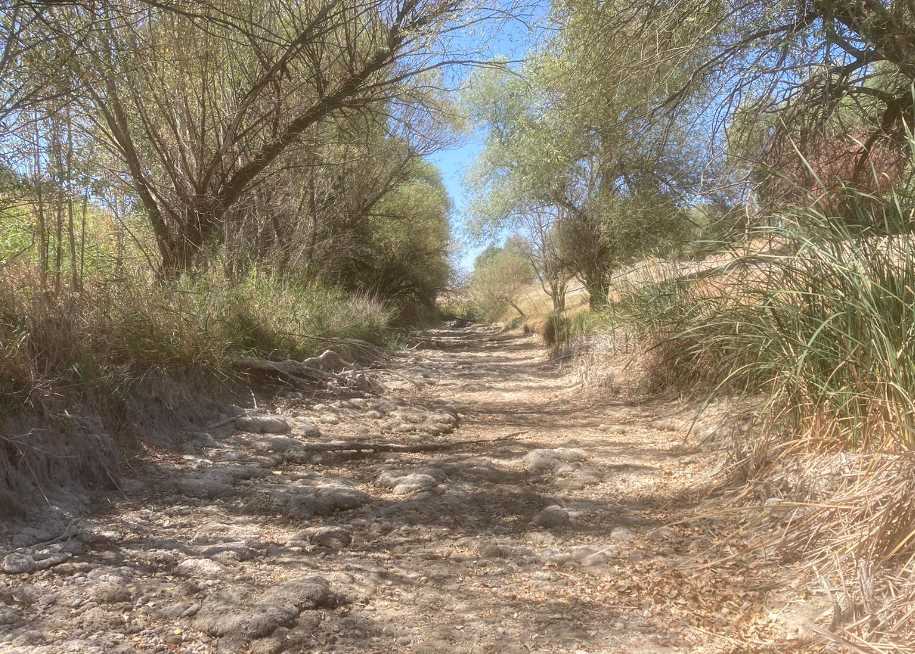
530;505;571;528
235;415;290;434
1;552;35;574
176;558;225;578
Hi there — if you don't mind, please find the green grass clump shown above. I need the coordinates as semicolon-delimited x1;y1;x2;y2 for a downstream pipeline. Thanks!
543;311;605;354
0;267;393;403
623;195;915;451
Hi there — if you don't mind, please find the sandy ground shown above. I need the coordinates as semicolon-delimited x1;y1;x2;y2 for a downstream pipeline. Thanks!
0;325;822;653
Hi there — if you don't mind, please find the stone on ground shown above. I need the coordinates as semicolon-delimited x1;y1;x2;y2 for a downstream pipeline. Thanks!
176;558;225;578
531;505;571;528
235;415;290;434
523;448;588;474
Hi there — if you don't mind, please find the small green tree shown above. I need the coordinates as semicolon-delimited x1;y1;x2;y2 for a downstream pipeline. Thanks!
468;237;535;321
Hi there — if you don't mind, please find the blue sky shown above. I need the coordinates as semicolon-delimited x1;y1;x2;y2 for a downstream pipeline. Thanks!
427;3;551;275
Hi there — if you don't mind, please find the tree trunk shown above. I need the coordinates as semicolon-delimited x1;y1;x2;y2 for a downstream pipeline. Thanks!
585;278;609;311
507;299;526;320
550;277;567;314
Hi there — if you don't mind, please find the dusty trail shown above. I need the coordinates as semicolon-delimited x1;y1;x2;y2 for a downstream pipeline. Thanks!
0;325;791;654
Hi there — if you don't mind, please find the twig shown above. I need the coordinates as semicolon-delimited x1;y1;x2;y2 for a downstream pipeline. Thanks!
298;431;527;455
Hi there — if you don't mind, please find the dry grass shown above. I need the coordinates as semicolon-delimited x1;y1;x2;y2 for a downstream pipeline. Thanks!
495;282;590;332
562;214;915;650
0;264;394;514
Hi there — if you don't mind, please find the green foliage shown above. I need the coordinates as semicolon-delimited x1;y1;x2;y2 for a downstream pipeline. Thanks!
467;237;535;321
337;158;452;319
0;205;32;261
438;294;477;322
464;18;705;309
0;267;392;401
620;185;915;451
542;311;603;353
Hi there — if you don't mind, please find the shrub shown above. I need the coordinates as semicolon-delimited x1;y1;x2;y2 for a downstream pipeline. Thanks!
543;311;603;355
625;191;915;451
0;267;393;403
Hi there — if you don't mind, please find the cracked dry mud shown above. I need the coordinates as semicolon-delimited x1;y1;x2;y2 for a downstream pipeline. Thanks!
0;325;790;653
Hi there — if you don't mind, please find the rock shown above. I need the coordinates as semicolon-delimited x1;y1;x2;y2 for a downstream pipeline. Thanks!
265;576;336;610
86;567;130;583
465;464;512;483
79;606;119;631
201;542;258;561
319;414;339;425
306;526;352;550
318;349;348;372
32;552;70;570
235;415;290;434
523;448;587;474
0;605;18;625
377;468;445;493
568;546;613;567
91;583;132;604
1;552;36;574
478;543;511;559
540;549;572;565
285;483;370;518
297;421;321;437
611;527;636;542
175;558;225;578
302;350;349;373
194;577;335;643
158;601;201;619
375;400;397;413
341;371;383;393
249;434;305;454
11;526;58;548
393;410;426;424
391;473;439;495
196;603;298;639
52;561;92;576
581;552;612;567
530;505;571;529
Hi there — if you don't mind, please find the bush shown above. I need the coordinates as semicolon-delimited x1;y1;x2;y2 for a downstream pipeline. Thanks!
625;193;915;451
0;267;393;403
542;311;603;355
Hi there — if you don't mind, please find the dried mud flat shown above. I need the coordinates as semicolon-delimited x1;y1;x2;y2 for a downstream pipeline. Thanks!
0;325;826;653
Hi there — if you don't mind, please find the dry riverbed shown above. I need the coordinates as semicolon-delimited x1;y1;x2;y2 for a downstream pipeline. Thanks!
0;325;829;653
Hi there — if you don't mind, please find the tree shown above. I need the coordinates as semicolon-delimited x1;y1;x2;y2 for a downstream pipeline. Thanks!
568;0;915;207
468;237;534;320
465;33;701;309
521;212;571;314
37;0;488;277
334;157;453;315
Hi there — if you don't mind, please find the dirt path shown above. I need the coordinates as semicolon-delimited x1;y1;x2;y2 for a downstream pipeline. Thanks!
0;325;797;653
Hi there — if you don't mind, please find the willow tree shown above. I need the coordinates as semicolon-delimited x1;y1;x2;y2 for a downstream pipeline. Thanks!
562;0;915;208
465;21;702;309
39;0;489;277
